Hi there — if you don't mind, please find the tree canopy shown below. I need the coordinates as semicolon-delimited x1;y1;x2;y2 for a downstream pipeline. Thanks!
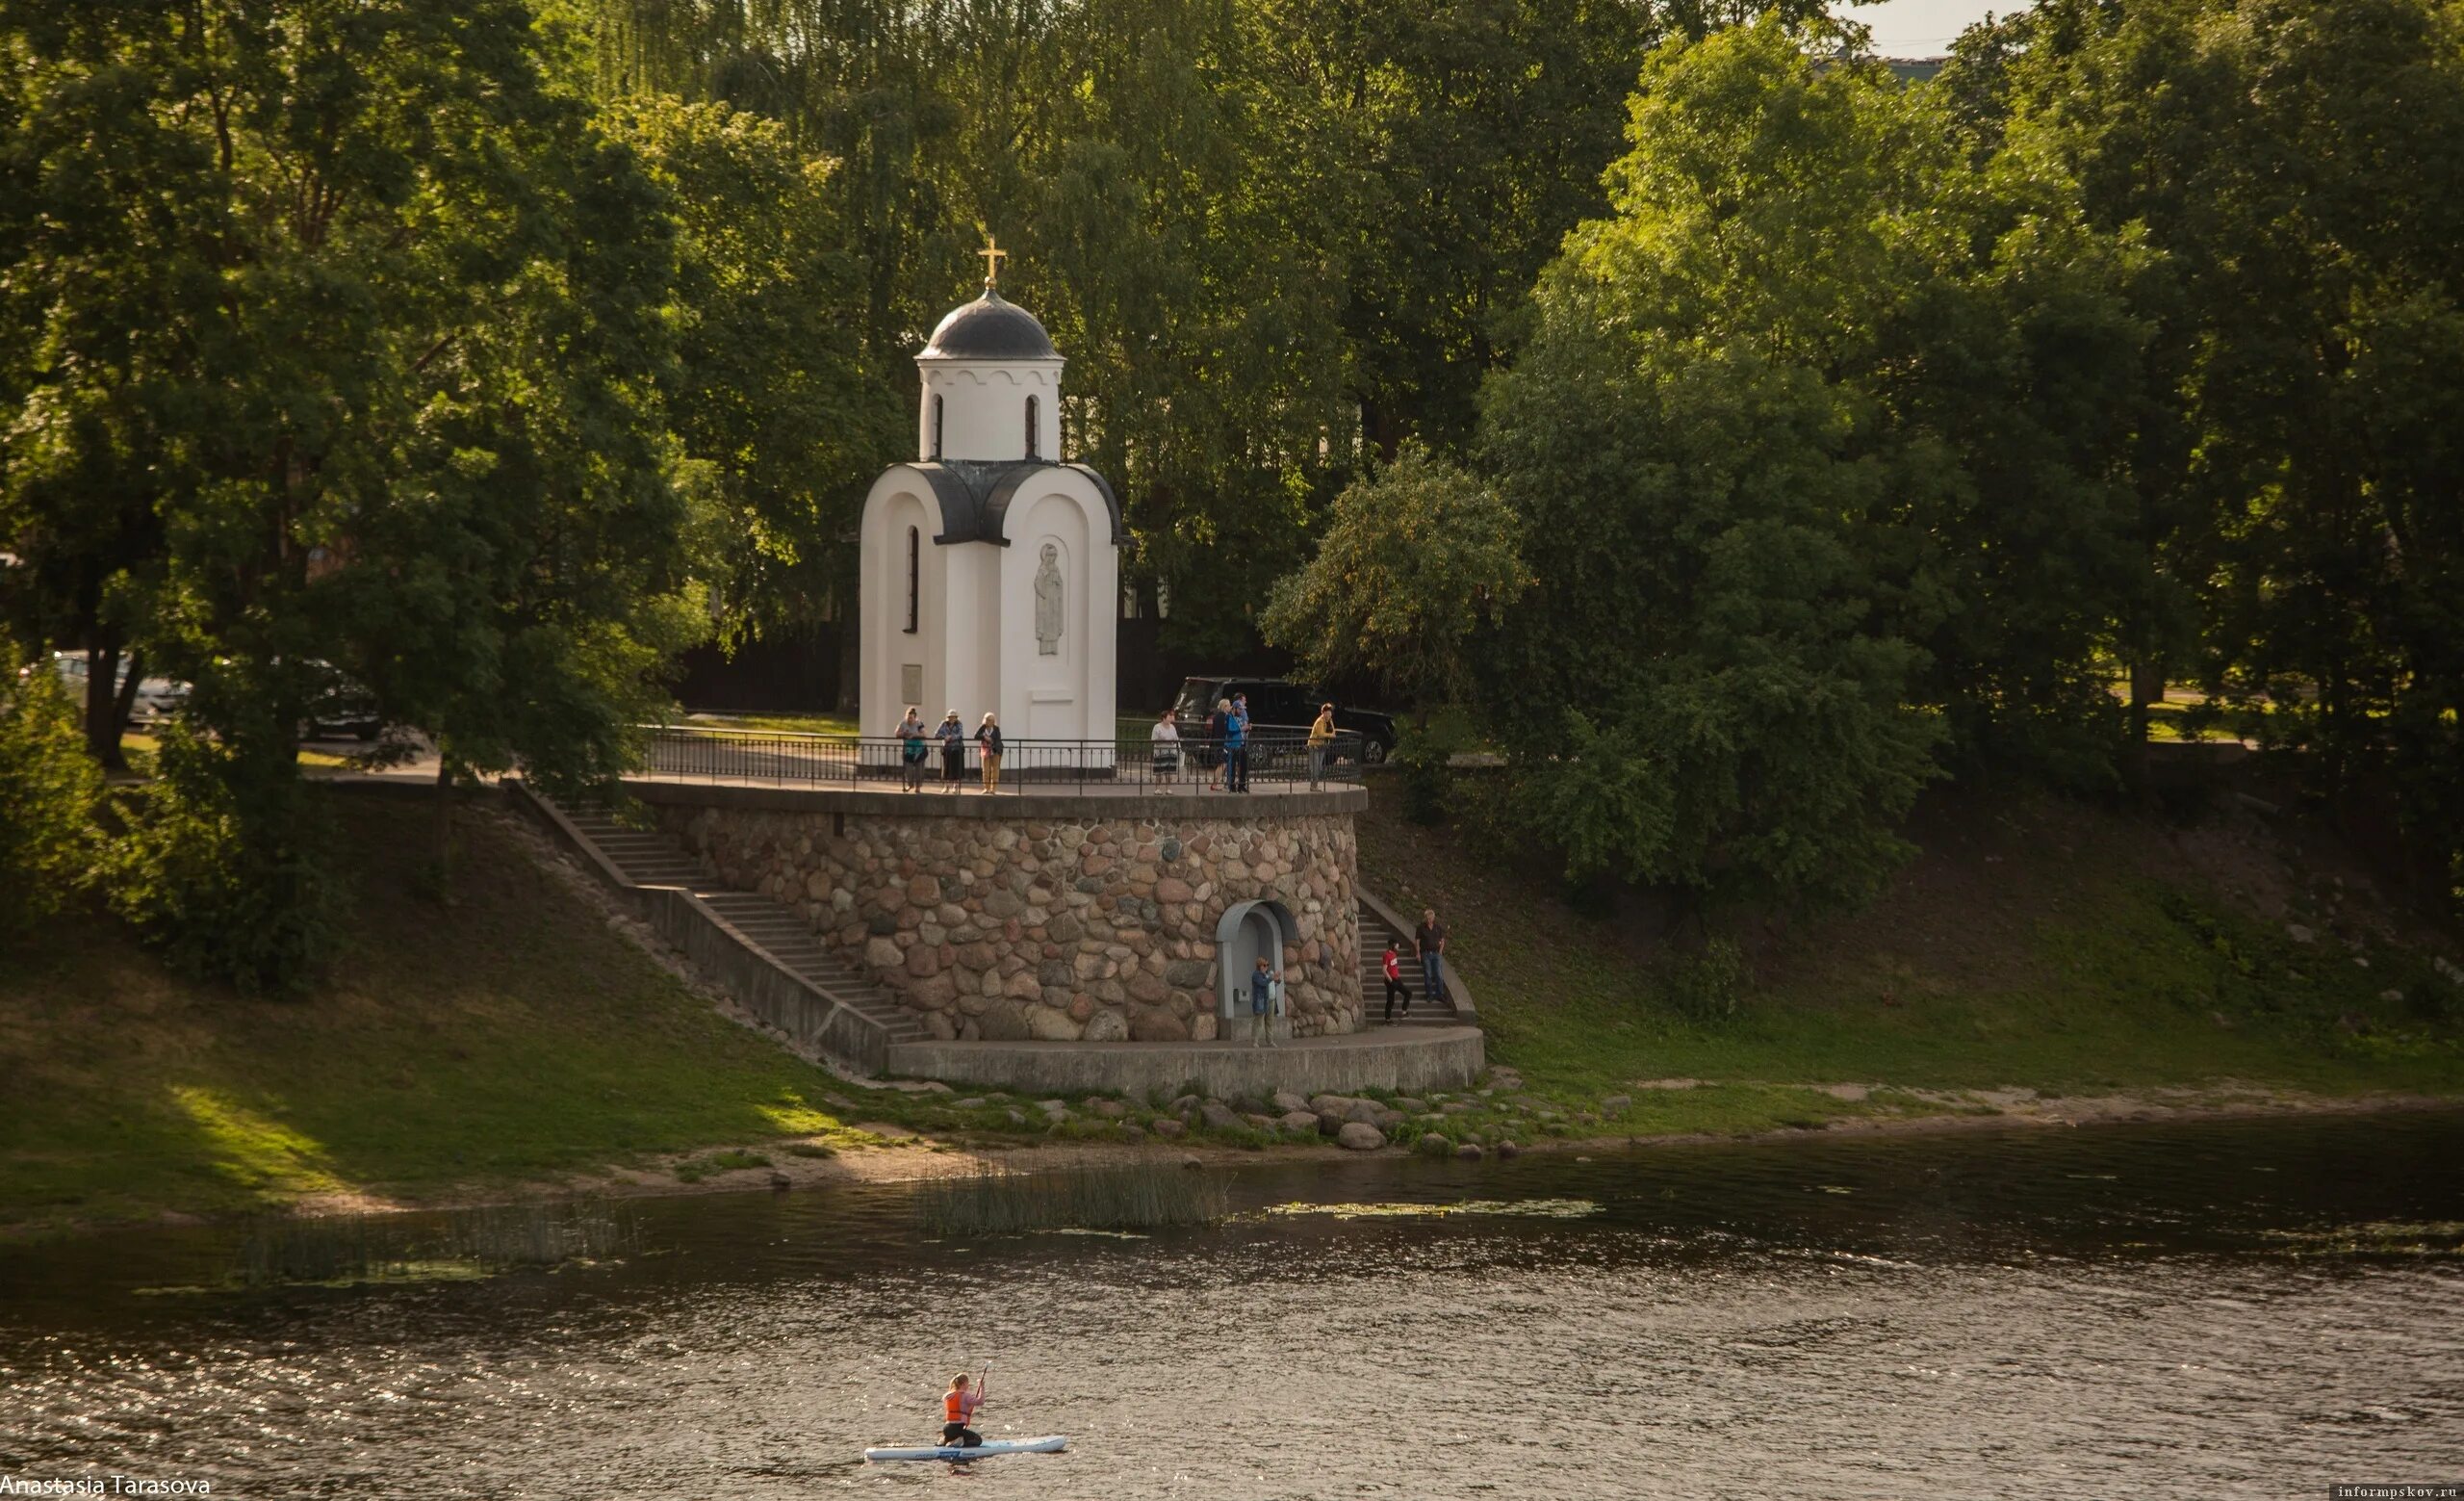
10;0;2464;983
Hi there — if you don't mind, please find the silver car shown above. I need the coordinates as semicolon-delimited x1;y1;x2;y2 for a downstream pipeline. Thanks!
48;651;189;725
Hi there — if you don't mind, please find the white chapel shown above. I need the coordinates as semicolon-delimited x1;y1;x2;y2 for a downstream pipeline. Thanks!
858;244;1122;745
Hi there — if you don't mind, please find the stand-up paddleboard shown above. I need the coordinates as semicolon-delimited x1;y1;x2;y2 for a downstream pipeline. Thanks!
864;1436;1066;1462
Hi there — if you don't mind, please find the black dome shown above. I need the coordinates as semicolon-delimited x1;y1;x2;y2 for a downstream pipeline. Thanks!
921;288;1058;360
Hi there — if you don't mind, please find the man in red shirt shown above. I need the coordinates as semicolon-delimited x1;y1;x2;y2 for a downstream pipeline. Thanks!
1381;942;1410;1021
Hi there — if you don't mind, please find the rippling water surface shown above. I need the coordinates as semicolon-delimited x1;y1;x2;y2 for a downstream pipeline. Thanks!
7;1112;2464;1498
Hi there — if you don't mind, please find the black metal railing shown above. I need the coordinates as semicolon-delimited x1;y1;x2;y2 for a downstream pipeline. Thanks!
639;724;1368;791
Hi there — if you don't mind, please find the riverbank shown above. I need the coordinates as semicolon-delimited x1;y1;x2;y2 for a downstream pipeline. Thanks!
4;784;2461;1238
67;1078;2460;1235
372;1079;2464;1213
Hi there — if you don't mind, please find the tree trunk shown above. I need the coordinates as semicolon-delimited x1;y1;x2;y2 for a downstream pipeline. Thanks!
2124;654;2162;796
84;642;129;770
113;648;146;736
431;755;456;894
834;565;861;718
1360;397;1402;467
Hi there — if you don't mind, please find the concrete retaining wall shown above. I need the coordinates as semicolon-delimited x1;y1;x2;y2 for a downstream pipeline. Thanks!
641;890;891;1074
885;1025;1485;1099
634;780;1367;1045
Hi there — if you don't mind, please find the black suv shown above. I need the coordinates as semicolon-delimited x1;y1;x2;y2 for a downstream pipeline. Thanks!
1168;677;1399;764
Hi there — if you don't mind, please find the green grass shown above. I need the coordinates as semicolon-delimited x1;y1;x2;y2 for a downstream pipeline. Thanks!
0;794;910;1234
682;710;860;736
1358;787;2464;1127
115;731;354;773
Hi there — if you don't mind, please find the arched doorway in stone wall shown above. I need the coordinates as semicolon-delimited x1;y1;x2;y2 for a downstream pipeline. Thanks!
1214;898;1296;1036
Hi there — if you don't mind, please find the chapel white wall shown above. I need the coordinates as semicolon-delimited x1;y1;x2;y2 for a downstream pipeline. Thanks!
920;363;1063;462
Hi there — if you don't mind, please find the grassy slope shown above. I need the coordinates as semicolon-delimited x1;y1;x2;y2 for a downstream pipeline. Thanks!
12;777;2460;1235
0;794;885;1233
1357;784;2464;1124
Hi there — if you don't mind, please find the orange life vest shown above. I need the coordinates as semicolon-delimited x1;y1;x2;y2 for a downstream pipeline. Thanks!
944;1388;972;1423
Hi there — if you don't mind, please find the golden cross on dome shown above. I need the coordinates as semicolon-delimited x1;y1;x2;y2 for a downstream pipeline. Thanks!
978;234;1008;289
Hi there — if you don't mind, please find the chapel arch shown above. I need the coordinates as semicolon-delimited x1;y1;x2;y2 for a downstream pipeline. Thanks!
1213;899;1297;1023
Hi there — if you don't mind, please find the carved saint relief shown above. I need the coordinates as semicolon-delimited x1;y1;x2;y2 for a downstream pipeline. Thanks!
1034;542;1064;656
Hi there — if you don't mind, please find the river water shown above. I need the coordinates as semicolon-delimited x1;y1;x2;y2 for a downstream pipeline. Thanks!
6;1112;2464;1499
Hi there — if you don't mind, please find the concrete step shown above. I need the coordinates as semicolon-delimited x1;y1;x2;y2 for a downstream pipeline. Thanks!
538;789;929;1048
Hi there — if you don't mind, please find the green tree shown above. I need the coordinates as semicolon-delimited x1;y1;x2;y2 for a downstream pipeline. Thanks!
0;637;101;938
2;0;709;977
1479;19;2150;907
0;1;209;765
2000;0;2464;904
611;94;898;645
1259;445;1527;715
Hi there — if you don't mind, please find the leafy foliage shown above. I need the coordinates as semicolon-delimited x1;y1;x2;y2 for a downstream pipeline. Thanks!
1991;0;2464;906
1463;18;2177;906
0;640;101;936
98;726;346;996
0;0;717;971
610;96;894;642
1660;937;1748;1025
1259;445;1527;712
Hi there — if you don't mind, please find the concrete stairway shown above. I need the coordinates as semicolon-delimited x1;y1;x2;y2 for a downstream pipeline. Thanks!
560;808;707;887
537;797;927;1057
1357;899;1459;1027
687;890;926;1044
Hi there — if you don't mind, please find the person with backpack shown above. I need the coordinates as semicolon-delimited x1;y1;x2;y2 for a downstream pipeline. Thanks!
936;710;966;793
897;707;928;792
1224;693;1251;793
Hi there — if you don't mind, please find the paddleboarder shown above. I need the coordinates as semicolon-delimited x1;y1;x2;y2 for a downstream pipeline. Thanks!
941;1371;985;1448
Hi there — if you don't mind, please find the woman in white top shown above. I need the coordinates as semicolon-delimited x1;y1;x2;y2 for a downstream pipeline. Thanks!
1148;707;1181;791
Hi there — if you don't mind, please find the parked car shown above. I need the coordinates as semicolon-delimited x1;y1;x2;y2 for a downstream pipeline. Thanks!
300;662;383;741
46;651;189;725
1168;676;1398;764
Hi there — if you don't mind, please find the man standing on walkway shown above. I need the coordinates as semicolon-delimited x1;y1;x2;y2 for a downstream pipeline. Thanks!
1415;907;1449;1009
1224;693;1250;793
1306;700;1336;790
1149;706;1182;791
1205;698;1231;791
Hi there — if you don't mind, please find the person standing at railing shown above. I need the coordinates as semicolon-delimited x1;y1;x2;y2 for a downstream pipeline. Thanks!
1205;699;1231;791
974;712;1004;793
1149;707;1181;792
1225;693;1250;794
937;710;966;794
898;708;929;792
1307;701;1337;790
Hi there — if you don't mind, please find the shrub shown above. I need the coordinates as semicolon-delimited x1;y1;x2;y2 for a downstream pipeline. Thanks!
1661;937;1749;1025
98;726;346;996
1390;727;1455;826
0;640;102;936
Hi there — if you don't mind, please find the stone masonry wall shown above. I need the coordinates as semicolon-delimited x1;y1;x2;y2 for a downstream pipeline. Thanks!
656;805;1362;1043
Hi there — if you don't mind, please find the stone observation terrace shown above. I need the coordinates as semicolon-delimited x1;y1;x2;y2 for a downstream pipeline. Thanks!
510;724;1480;1098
